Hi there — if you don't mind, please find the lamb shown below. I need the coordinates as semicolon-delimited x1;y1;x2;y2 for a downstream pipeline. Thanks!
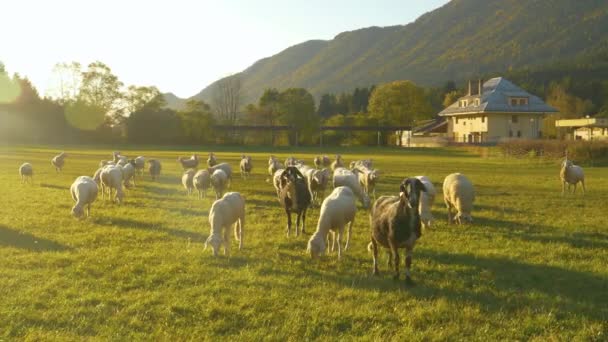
330;154;344;171
560;159;585;195
182;169;196;195
148;159;162;181
369;177;427;284
100;165;125;204
132;156;145;175
307;168;330;206
121;163;136;188
19;163;33;184
211;169;228;199
278;166;312;237
193;169;211;199
240;155;253;179
70;176;98;219
442;173;475;225
51;152;67;172
307;186;357;259
415;176;436;229
177;154;199;169
204;192;245;256
333;167;370;209
207;152;217;167
313;155;331;169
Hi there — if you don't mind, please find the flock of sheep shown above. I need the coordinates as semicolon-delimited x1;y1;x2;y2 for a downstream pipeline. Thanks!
17;150;586;284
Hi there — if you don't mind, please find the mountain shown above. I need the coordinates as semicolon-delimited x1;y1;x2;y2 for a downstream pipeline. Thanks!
187;0;608;106
162;92;187;110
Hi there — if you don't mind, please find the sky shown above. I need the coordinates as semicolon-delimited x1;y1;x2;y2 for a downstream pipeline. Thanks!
1;0;449;98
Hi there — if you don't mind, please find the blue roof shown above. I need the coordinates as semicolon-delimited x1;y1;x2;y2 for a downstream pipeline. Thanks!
439;77;558;116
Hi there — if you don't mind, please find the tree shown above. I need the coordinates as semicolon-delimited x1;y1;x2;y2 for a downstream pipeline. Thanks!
317;93;337;118
127;106;182;144
369;80;433;146
0;63;20;104
78;61;124;121
177;99;216;144
124;85;164;115
47;62;82;104
443;90;462;108
212;75;242;125
278;88;318;145
544;80;595;138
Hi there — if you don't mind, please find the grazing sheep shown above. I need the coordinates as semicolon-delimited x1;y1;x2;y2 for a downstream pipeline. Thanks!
148;159;162;181
100;165;124;204
70;176;98;219
330;154;344;171
132;156;145;175
333;168;370;209
211;169;228;199
208;162;233;183
415;176;436;229
121;163;136;188
307;186;357;259
443;173;475;225
207;152;217;167
177;154;199;169
51;152;67;172
204;192;245;256
193;169;211;199
313;155;331;169
308;168;330;206
240;155;253;179
560;159;585;195
279;166;312;237
19;163;33;184
182;169;196;195
370;178;427;284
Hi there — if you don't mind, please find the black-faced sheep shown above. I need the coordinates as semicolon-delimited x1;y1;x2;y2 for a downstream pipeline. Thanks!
307;186;357;259
369;178;427;284
51;152;67;172
443;173;475;225
560;159;585;195
279;166;312;237
19;163;33;184
70;176;98;219
205;192;245;256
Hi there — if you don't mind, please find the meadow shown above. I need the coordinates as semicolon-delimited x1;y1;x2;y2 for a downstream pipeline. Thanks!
0;145;606;341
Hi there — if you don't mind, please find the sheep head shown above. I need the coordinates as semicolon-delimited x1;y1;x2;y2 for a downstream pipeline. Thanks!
307;235;326;259
204;234;222;256
71;205;85;219
456;213;473;225
399;177;427;210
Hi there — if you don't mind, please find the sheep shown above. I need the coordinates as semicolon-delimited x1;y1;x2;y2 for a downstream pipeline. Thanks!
268;155;283;177
272;168;285;198
121;163;136;188
112;151;128;166
313;155;331;169
443;173;475;225
148;159;162;181
193;169;211;199
560;159;585;195
70;176;98;219
100;165;124;204
308;168;330;206
93;167;103;184
333;167;370;209
415;176;436;229
99;160;115;168
285;156;304;167
307;186;357;259
182;169;196;195
204;192;245;256
51;152;67;172
356;167;380;200
177;154;199;169
208;162;233;183
278;166;312;237
330;154;344;171
349;159;373;170
207;152;217;167
132;156;145;175
240;155;253;179
211;169;228;199
19;163;33;184
369;177;427;284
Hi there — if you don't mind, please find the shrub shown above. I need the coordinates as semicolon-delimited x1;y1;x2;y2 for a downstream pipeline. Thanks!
497;139;608;165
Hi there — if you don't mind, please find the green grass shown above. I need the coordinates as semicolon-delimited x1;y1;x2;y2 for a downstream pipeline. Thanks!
0;145;606;340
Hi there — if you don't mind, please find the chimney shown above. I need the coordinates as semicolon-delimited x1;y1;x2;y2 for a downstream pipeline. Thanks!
468;80;472;96
478;79;482;95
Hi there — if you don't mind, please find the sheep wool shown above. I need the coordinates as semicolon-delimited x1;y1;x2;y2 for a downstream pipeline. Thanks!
443;173;475;225
70;176;98;219
205;192;245;256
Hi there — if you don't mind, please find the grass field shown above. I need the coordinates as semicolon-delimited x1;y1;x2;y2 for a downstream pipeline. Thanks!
0;145;607;340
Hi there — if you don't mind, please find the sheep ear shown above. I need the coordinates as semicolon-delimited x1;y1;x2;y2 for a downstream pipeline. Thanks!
416;179;427;192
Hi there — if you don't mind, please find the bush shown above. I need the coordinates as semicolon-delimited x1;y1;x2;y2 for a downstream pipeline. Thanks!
497;139;608;165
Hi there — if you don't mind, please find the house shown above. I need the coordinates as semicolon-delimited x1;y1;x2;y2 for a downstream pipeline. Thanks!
438;77;558;143
555;117;608;140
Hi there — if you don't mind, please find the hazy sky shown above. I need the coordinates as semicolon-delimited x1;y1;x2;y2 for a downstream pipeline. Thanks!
2;0;448;98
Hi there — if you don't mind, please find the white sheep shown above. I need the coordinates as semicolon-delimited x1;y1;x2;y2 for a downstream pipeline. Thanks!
193;169;211;199
333;167;370;208
211;169;228;199
307;186;357;259
100;165;125;204
99;160;115;168
93;167;103;184
112;151;128;166
182;169;196;195
205;192;245;256
51;152;67;172
208;162;233;184
560;159;585;195
443;173;475;225
272;168;285;198
268;156;283;177
330;154;344;171
415;176;436;228
355;167;380;200
70;176;98;219
308;168;330;206
148;159;162;181
177;154;199;169
349;159;373;170
121;163;136;188
19;163;33;184
240;155;253;179
133;156;145;175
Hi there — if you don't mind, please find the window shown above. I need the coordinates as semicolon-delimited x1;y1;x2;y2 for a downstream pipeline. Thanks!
455;117;459;124
512;115;518;123
481;116;485;123
460;100;468;107
510;97;529;106
475;99;480;106
519;98;528;105
510;98;518;106
517;130;521;137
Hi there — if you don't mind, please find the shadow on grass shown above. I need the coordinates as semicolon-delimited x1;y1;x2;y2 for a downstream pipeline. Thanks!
0;225;70;252
93;217;207;242
40;183;70;191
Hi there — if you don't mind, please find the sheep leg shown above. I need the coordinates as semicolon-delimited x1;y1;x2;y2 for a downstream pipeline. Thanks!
223;226;231;256
87;204;91;217
336;229;343;259
301;208;307;234
573;183;577;194
285;210;292;237
389;243;400;280
371;238;380;276
344;219;354;251
295;212;301;237
581;180;586;195
445;199;453;224
405;248;414;285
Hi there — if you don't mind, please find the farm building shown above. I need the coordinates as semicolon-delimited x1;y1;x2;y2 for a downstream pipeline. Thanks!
555;117;608;141
438;77;558;143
